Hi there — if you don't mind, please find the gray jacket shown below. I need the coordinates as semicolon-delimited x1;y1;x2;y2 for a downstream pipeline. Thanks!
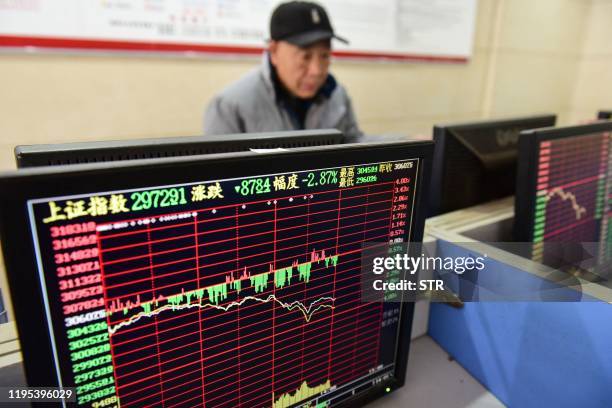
204;54;363;140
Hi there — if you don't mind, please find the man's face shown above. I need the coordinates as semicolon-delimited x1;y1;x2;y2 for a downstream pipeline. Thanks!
269;40;331;99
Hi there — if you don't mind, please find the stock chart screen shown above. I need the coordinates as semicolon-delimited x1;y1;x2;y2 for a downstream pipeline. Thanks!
25;157;421;408
526;130;612;270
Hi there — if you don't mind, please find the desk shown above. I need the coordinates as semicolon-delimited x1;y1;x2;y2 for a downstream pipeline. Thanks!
367;336;503;408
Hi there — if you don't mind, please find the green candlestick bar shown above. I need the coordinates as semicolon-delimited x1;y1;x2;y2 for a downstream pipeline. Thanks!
115;253;341;314
250;272;270;294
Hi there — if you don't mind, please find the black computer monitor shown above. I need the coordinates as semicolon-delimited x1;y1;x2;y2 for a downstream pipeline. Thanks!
14;129;344;168
514;121;612;273
0;140;433;408
598;111;612;120
429;114;557;216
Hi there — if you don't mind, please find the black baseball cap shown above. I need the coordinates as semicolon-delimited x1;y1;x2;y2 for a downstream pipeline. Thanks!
270;1;349;47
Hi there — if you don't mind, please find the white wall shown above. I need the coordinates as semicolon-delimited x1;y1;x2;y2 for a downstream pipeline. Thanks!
0;0;607;171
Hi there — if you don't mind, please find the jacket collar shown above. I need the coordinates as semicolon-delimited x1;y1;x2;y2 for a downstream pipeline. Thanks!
260;52;276;95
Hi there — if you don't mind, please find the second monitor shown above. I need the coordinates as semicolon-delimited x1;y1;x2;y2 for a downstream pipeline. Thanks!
598;110;612;120
429;114;557;216
514;121;612;276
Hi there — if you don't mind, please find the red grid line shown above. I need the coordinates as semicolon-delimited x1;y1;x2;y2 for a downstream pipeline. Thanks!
99;188;392;249
105;235;385;330
102;220;389;301
100;197;392;279
101;195;392;267
147;224;167;406
111;273;370;363
207;329;380;408
117;305;374;404
105;249;377;342
91;176;408;407
326;188;342;380
194;217;207;407
119;320;381;405
112;295;372;389
98;182;395;235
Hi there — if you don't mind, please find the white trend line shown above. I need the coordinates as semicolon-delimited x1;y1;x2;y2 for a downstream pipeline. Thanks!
545;187;587;220
108;295;335;335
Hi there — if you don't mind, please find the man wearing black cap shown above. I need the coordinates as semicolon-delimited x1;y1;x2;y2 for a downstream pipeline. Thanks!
204;1;363;140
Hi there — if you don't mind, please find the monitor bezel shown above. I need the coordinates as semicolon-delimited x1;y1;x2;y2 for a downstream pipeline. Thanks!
14;129;344;168
513;121;612;243
0;140;433;407
598;111;612;120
